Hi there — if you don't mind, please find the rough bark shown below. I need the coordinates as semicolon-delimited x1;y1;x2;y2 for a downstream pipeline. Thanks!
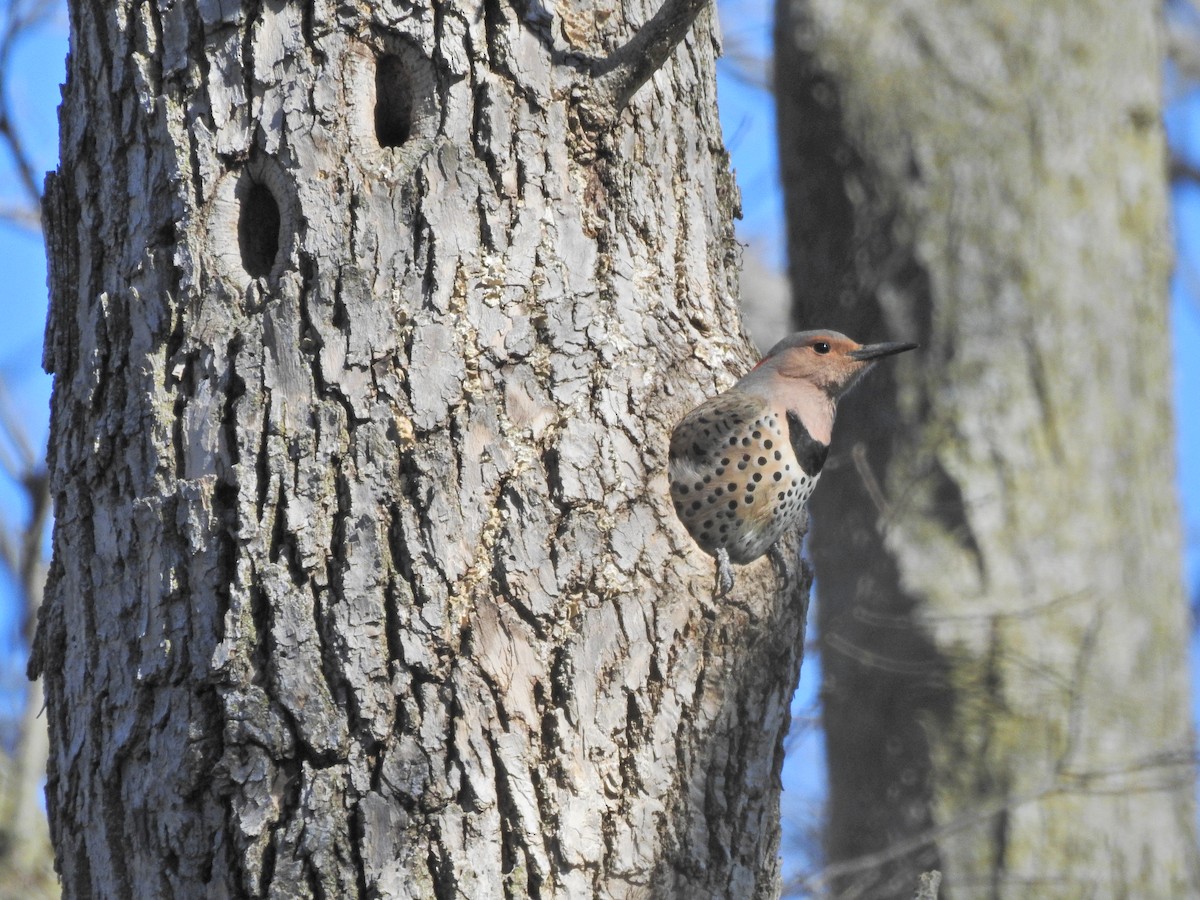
34;1;811;898
775;1;1200;897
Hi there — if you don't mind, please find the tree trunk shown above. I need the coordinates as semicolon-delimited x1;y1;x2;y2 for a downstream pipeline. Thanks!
34;1;810;897
775;0;1200;896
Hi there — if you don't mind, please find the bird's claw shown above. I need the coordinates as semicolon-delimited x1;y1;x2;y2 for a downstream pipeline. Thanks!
715;547;735;597
768;540;796;587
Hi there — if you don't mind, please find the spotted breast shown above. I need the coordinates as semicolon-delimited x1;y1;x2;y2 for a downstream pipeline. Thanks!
668;390;820;564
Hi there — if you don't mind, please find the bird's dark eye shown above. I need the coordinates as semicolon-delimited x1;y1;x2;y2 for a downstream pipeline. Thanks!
813;341;831;354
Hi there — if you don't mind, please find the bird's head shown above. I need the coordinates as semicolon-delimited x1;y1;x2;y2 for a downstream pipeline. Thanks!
749;330;917;399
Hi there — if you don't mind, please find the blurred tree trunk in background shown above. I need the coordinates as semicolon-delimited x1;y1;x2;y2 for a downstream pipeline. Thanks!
775;0;1200;896
33;0;810;896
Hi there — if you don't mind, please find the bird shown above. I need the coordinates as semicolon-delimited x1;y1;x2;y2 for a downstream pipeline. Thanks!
668;330;916;594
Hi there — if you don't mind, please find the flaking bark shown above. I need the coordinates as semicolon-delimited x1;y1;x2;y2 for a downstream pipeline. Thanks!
34;1;811;898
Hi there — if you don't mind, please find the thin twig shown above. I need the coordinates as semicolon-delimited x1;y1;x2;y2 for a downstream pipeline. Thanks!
0;0;57;217
786;723;1196;894
0;512;17;575
1166;6;1200;85
0;377;36;467
852;441;892;517
1170;154;1200;187
0;199;39;229
719;25;771;92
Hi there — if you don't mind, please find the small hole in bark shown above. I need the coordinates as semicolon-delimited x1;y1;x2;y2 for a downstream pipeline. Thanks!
375;54;413;147
238;181;281;277
207;155;296;286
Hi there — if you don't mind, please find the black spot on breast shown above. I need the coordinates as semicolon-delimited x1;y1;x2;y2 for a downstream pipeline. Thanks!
786;411;829;477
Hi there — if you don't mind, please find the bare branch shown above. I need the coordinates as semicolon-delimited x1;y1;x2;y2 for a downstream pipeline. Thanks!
0;377;49;633
0;431;20;482
851;441;892;518
0;510;17;575
1171;153;1200;187
1166;0;1200;85
719;24;771;93
787;757;1192;896
0;0;57;214
0;198;39;230
0;377;36;468
0;114;39;204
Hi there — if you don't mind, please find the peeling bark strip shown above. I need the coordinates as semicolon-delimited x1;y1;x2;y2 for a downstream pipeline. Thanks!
35;2;809;898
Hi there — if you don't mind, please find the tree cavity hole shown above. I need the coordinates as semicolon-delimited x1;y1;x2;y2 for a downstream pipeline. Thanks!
376;54;414;148
238;180;281;278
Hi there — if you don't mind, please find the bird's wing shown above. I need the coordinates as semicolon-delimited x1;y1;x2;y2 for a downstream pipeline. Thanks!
668;390;769;473
668;389;785;561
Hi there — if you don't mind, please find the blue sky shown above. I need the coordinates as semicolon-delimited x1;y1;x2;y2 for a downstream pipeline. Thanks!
0;10;59;729
1166;93;1200;598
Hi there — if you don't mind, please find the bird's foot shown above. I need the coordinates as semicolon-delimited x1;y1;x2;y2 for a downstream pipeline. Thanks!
768;540;796;586
772;542;792;578
715;547;735;597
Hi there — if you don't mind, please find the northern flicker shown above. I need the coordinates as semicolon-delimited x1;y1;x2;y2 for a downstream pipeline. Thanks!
668;330;915;594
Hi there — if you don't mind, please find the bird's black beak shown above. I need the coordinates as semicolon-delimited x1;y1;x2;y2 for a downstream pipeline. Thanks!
848;341;918;361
